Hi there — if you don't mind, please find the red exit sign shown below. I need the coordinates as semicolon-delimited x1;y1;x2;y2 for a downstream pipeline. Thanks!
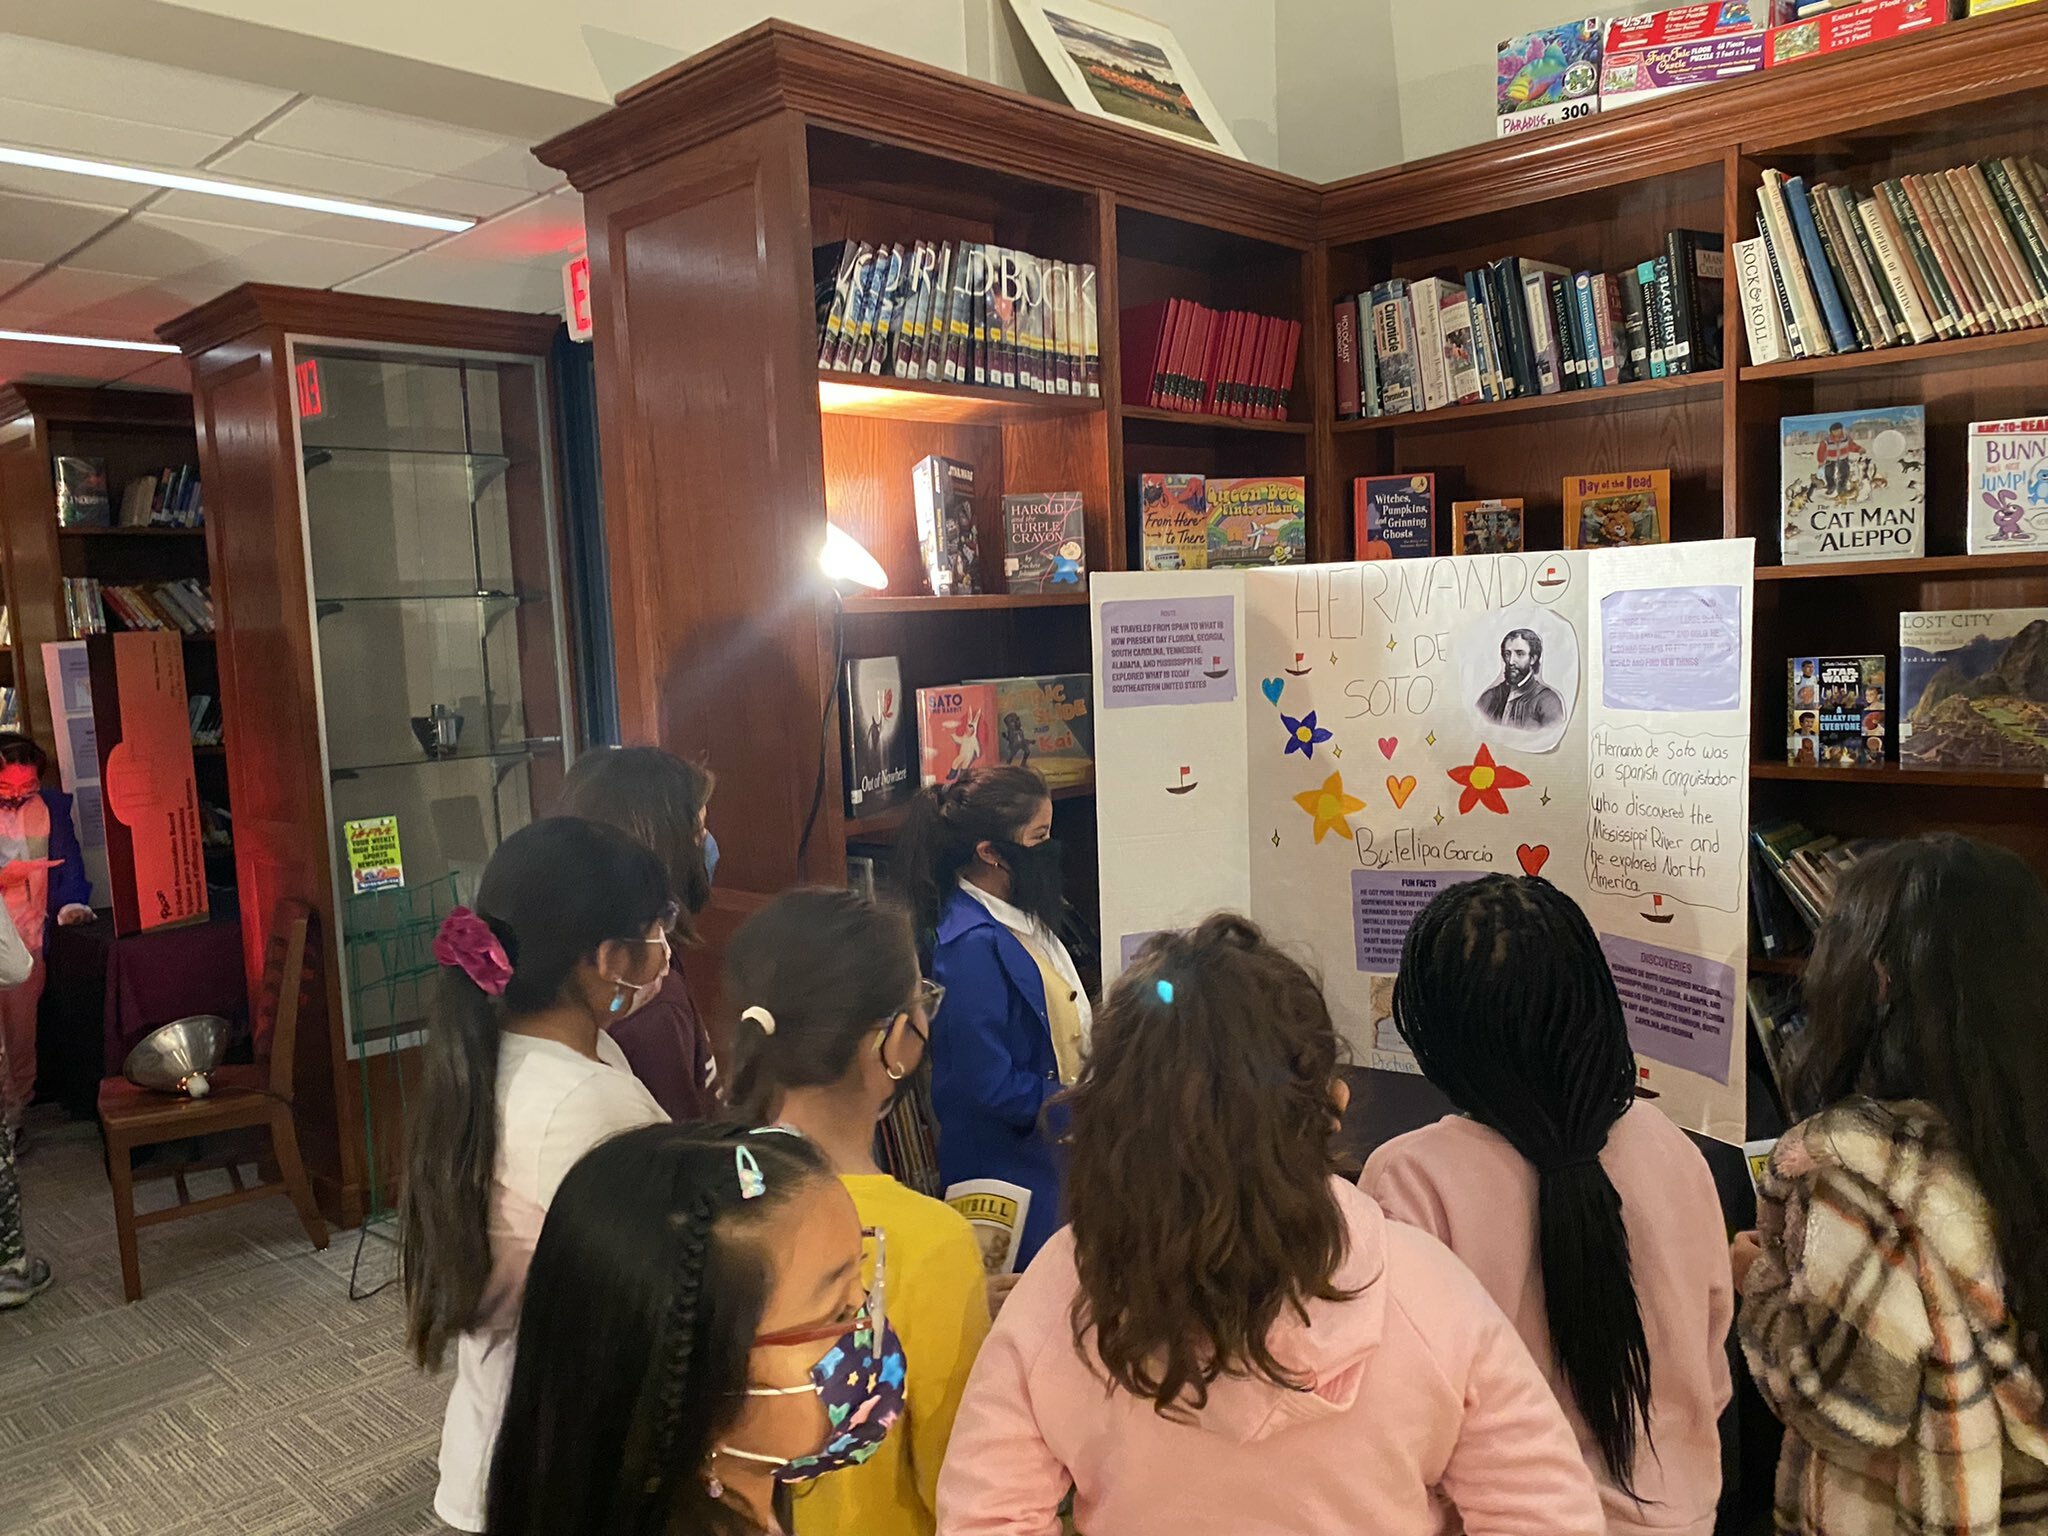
562;253;592;342
295;358;323;418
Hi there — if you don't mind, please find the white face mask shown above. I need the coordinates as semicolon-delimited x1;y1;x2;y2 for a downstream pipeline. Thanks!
602;936;670;1022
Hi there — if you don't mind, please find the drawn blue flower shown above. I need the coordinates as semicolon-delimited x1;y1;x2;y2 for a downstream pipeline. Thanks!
1282;710;1332;760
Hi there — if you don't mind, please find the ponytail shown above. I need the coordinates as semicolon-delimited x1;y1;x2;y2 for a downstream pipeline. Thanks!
400;817;673;1370
889;765;1049;953
1393;874;1653;1498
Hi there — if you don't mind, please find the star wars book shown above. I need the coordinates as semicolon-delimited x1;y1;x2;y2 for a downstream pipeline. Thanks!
1787;654;1886;768
913;454;981;596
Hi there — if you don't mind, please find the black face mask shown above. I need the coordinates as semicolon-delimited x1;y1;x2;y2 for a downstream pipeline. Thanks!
993;838;1065;931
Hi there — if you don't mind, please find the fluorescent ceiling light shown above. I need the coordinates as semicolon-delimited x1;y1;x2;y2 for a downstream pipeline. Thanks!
0;144;477;233
0;328;179;354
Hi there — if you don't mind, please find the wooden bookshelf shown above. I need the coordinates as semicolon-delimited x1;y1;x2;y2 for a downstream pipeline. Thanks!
1753;761;2048;790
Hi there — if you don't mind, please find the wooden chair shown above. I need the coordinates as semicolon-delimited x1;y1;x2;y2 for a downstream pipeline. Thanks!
97;900;329;1302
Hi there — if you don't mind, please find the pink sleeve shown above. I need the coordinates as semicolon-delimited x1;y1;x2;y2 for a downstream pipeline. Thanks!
1439;1308;1605;1536
1359;1143;1453;1245
933;1304;1065;1536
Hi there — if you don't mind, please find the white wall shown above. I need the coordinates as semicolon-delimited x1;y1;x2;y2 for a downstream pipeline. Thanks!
1385;0;1580;162
1276;0;1403;181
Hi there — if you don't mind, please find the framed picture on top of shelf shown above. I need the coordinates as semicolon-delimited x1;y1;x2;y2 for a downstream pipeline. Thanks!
1004;0;1245;159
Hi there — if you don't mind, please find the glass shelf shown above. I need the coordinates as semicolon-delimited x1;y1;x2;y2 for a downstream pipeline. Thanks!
329;737;562;779
302;444;512;501
313;590;544;619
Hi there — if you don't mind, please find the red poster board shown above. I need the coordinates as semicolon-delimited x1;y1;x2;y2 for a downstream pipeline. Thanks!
91;633;208;934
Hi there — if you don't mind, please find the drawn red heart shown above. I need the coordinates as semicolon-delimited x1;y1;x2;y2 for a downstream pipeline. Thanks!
1377;736;1398;759
1517;843;1551;877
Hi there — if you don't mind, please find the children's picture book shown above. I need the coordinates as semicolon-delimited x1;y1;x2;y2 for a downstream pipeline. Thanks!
1496;18;1603;137
53;455;111;527
1966;417;2048;554
1002;490;1087;593
972;672;1095;788
1206;477;1306;567
916;683;998;786
913;454;981;595
1354;474;1436;559
1138;472;1209;570
1778;406;1925;564
1563;469;1672;548
1451;498;1526;554
1899;608;2048;772
943;1177;1033;1276
1787;654;1885;767
841;655;915;817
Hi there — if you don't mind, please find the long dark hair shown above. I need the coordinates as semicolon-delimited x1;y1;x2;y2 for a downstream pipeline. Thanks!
1791;834;2048;1372
401;816;672;1369
487;1123;832;1536
890;764;1048;952
0;731;47;772
723;887;918;1123
559;746;716;941
1064;913;1351;1418
1393;874;1651;1496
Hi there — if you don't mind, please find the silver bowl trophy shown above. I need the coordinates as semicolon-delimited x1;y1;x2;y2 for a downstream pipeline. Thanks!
409;703;464;760
122;1014;229;1098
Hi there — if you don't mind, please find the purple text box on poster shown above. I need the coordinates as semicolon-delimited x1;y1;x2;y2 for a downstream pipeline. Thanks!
1600;585;1743;713
1119;931;1162;968
1353;869;1487;971
1100;595;1238;709
1600;934;1736;1084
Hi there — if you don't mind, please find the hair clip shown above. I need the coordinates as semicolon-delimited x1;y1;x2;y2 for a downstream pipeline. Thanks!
735;1145;767;1200
740;1005;776;1036
1155;979;1175;1005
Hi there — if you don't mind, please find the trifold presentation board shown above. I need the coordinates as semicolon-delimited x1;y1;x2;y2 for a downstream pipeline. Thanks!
1092;539;1755;1144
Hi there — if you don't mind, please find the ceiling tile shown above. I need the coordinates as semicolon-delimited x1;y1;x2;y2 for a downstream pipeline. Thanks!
0;339;139;389
111;356;193;392
0;161;157;212
0;35;294;137
0;190;128;264
255;99;560;193
0;266;224;336
339;249;567;314
204;144;532;220
0;97;231;169
427;187;585;262
0;257;45;297
146;190;447;251
68;211;394;288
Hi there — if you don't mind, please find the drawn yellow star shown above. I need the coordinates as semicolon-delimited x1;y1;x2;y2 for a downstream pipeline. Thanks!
1329;652;1339;666
1385;635;1397;651
1540;788;1551;806
1426;731;1437;747
1332;745;1344;758
1293;771;1366;845
1271;829;1281;847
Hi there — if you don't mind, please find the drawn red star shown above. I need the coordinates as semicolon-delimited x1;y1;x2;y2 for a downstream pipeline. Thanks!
1446;743;1529;815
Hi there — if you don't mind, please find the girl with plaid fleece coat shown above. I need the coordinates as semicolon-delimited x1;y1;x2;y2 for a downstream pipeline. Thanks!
1734;835;2048;1536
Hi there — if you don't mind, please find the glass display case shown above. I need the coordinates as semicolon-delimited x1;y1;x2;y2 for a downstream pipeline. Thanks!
290;342;570;1057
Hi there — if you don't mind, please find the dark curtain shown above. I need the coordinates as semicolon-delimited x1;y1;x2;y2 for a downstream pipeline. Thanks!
551;329;620;747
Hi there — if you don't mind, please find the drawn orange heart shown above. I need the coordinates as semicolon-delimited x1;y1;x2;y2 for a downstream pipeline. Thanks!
1386;774;1417;809
1517;843;1551;877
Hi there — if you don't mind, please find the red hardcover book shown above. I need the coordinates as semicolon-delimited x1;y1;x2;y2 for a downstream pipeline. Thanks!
1333;301;1361;420
1244;313;1274;417
1263;315;1293;418
1222;310;1254;417
1195;307;1227;412
1164;298;1200;408
1277;319;1303;418
1180;303;1216;411
1148;298;1179;407
1118;300;1171;408
1206;309;1238;414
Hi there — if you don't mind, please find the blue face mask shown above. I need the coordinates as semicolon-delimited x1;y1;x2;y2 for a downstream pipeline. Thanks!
703;829;720;884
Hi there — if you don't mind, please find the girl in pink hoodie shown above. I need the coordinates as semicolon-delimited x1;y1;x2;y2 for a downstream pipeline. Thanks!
1361;875;1733;1536
937;913;1602;1536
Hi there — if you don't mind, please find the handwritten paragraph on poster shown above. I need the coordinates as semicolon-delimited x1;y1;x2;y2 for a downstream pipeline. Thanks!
1585;725;1745;912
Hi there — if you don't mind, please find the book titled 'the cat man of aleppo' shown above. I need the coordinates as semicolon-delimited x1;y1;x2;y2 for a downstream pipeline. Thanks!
1779;405;1924;564
1898;608;2048;772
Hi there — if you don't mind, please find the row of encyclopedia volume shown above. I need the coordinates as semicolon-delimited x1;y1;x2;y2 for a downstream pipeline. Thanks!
1119;300;1302;419
814;239;1100;398
1737;158;2048;364
1334;234;1722;419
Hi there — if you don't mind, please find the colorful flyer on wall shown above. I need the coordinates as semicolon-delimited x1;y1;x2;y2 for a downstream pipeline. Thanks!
344;815;405;895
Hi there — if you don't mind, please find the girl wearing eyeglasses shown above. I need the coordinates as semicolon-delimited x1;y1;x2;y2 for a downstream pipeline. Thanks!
726;887;989;1536
488;1122;904;1535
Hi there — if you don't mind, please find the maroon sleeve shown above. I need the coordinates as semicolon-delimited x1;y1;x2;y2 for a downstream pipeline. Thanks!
608;969;719;1121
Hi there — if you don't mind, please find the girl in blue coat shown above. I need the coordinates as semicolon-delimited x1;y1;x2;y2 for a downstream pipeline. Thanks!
895;765;1090;1269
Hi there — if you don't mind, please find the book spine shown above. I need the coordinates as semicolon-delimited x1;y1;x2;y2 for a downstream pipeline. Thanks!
1487;260;1530;398
1591;273;1624;384
1358;293;1383;415
1985;159;2048;316
1785;176;1859;352
1733;236;1790;365
1653;255;1684;379
1464;272;1497;402
1961;165;2044;326
1881;180;1960;338
1545;273;1581;390
818;241;859;368
895;241;926;378
1079;263;1100;396
1663;230;1697;374
1333;300;1361;419
1410;278;1453;413
1903;175;1985;333
1812;186;1879;349
1838;188;1906;345
830;243;875;371
1522;270;1562;395
2000;157;2048;301
1931;170;2013;330
1573;274;1605;388
1857;200;1933;345
1759;171;1833;356
1618;266;1653;378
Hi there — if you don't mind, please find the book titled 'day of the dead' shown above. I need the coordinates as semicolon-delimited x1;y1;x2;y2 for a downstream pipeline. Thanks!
1779;405;1924;564
1898;608;2048;772
1564;469;1671;549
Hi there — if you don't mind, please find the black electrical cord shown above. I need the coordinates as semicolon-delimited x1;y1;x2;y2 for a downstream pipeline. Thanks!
796;588;846;864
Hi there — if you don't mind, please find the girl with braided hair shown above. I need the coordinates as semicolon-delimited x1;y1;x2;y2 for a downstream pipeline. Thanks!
893;765;1088;1268
401;817;676;1531
939;913;1601;1535
488;1123;880;1536
1361;874;1732;1535
725;887;988;1536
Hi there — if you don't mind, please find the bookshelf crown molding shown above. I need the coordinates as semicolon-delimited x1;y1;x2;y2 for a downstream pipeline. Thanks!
158;283;560;359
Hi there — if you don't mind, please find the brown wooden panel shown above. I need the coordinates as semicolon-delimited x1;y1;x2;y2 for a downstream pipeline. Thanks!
161;284;556;360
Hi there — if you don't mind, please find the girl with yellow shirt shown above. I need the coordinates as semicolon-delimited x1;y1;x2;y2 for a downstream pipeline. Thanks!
726;887;991;1536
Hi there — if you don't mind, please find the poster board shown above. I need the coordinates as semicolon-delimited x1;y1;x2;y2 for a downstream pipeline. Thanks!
90;633;208;934
39;640;110;907
1093;540;1754;1143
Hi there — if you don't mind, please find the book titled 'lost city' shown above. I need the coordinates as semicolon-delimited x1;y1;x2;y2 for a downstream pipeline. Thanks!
1899;608;2048;772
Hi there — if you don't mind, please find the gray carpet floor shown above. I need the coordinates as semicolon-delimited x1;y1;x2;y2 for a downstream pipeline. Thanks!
0;1110;450;1535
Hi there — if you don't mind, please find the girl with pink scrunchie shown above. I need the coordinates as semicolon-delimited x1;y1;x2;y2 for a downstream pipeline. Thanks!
399;817;677;1533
